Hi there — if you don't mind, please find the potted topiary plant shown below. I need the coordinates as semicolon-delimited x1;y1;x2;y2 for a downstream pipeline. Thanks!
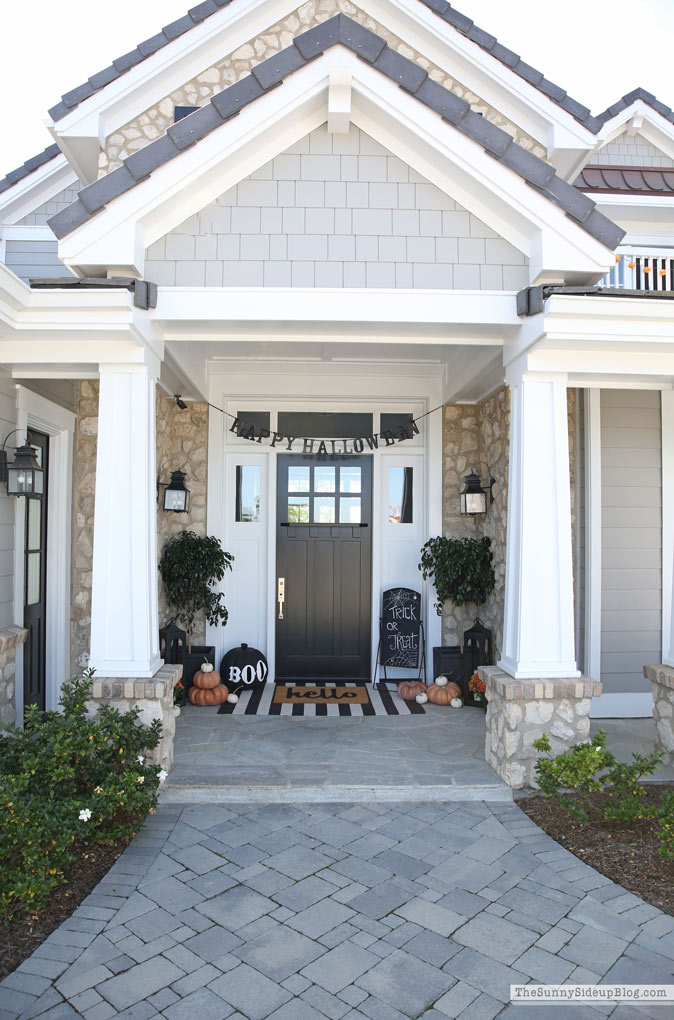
159;531;234;693
419;536;495;703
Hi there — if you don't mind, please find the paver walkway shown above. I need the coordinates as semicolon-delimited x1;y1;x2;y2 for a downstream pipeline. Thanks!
2;799;673;1019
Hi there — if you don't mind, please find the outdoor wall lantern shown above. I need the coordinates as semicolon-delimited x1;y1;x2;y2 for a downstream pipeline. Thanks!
460;465;495;517
161;470;191;513
0;431;44;497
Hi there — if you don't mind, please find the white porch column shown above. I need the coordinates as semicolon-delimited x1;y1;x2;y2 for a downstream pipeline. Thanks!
662;390;674;668
498;368;580;679
89;357;162;677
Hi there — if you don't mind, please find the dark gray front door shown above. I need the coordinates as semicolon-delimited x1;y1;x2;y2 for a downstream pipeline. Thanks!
276;455;372;681
23;431;49;711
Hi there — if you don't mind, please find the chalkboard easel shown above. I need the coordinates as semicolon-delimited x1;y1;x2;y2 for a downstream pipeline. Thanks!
373;587;426;686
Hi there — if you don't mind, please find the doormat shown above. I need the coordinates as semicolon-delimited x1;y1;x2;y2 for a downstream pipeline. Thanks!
217;682;425;716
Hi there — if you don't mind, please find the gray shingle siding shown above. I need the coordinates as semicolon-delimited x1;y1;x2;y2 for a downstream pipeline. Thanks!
18;184;83;226
4;240;73;283
144;125;529;290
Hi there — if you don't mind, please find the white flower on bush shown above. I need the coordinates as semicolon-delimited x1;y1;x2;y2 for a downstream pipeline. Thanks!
158;769;168;784
79;808;92;822
137;755;145;765
137;775;145;784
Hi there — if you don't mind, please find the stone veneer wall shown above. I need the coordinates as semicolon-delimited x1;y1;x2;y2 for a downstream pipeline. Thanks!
99;0;546;177
0;627;28;728
441;389;510;655
644;664;674;765
70;382;210;673
156;392;209;644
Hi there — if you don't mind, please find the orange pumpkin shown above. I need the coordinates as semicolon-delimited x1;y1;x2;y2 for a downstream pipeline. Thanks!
193;666;221;689
427;681;461;705
397;681;427;700
188;684;229;706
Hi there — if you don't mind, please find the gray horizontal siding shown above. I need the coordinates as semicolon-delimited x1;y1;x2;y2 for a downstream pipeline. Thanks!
600;389;662;695
145;125;530;291
4;239;72;283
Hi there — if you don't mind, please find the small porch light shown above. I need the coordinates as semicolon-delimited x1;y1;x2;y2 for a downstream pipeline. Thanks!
0;433;44;497
460;467;495;517
162;470;190;513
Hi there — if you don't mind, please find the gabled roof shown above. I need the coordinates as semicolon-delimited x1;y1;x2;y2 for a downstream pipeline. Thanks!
598;87;674;128
575;165;674;196
0;144;61;196
47;14;624;251
46;0;602;133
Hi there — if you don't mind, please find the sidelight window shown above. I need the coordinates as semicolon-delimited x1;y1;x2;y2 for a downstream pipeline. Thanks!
388;466;414;524
235;466;261;522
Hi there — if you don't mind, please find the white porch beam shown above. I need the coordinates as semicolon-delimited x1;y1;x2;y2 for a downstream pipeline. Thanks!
89;355;162;678
499;365;580;679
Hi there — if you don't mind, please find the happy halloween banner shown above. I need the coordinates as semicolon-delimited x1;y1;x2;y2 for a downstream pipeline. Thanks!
227;413;421;454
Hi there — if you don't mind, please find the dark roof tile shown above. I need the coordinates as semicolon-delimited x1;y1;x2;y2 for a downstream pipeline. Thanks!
48;200;90;239
251;47;305;90
162;14;195;40
339;19;386;63
575;165;674;195
138;33;168;58
167;102;224;150
419;0;449;15
89;65;121;91
78;165;137;214
374;46;428;93
211;74;264;120
513;60;544;87
467;26;497;50
538;79;566;103
294;15;343;60
461;111;512;156
125;134;181;181
47;16;623;252
490;42;520;67
47;101;71;121
0;145;62;195
61;82;95;108
189;1;218;22
415;77;469;123
442;7;473;33
113;49;146;73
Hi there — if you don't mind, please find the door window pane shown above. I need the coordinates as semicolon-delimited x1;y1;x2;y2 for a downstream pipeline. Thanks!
235;466;260;522
26;552;40;606
314;467;335;493
314;497;335;523
389;466;414;523
27;499;41;549
288;496;310;523
340;467;361;493
340;497;361;524
288;466;310;493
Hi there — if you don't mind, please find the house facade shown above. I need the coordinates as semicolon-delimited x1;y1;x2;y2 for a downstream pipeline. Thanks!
1;0;673;785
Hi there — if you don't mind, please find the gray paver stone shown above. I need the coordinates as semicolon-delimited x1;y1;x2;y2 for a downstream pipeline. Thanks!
434;980;480;1017
164;986;234;1020
288;900;355;939
512;946;575;982
569;895;641;942
356;948;454;1016
348;883;412;920
302;941;379;993
266;847;332;880
196;886;275;930
272;875;334;911
234;924;326;981
444;947;528;1002
96;957;185;1010
395;898;465;937
560;926;629;973
209;963;291;1019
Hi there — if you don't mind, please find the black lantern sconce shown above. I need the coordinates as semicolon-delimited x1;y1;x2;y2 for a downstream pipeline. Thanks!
0;431;44;497
159;470;191;513
460;463;495;517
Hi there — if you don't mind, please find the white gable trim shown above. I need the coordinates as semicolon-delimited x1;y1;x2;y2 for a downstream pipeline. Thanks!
57;51;614;284
0;155;77;227
591;100;674;167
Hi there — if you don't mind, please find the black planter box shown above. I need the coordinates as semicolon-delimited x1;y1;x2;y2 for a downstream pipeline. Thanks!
179;645;216;702
432;645;464;688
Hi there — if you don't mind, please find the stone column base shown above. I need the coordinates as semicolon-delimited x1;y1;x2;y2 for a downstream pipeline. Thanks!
0;626;28;729
479;665;602;789
643;664;674;765
86;663;182;773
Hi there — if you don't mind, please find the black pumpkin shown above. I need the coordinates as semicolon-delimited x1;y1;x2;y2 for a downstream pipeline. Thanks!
220;643;268;688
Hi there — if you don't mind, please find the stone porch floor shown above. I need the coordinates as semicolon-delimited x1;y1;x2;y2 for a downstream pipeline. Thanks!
166;704;674;802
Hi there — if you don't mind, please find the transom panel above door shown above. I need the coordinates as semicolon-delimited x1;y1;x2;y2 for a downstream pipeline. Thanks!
276;455;372;681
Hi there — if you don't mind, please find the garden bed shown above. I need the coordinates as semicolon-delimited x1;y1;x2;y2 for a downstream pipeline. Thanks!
0;836;132;980
519;783;674;916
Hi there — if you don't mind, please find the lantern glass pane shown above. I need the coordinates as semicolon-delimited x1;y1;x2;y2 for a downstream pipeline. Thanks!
465;491;487;515
164;488;187;512
33;469;44;495
235;466;260;522
8;466;31;494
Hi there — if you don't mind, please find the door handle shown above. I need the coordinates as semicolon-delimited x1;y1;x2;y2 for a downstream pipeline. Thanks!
277;577;285;620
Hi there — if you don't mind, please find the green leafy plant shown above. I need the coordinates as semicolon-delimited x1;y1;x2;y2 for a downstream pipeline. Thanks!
533;730;664;825
656;791;674;860
0;670;164;922
418;536;495;634
159;530;234;652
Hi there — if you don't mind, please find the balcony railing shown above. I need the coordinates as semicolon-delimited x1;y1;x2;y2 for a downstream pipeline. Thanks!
600;251;674;291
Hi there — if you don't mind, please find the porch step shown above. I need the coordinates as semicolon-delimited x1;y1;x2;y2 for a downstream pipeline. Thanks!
160;782;513;804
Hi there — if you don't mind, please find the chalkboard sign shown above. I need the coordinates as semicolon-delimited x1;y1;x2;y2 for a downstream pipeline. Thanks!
380;588;422;668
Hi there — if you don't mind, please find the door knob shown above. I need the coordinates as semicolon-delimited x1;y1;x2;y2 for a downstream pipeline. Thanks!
277;577;285;620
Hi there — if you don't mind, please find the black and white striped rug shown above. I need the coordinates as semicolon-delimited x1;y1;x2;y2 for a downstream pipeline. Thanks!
217;682;425;716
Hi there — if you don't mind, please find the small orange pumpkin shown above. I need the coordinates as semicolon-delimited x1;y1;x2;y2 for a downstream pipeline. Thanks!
397;681;427;701
188;684;229;706
193;664;221;689
427;681;461;706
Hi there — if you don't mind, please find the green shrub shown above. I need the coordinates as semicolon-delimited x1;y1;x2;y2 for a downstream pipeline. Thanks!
533;730;664;826
0;669;164;922
657;791;674;860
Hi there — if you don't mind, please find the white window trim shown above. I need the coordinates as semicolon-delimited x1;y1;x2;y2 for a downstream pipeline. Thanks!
13;386;75;720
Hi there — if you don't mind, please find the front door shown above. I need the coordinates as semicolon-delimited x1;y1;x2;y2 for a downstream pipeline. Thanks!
276;455;372;680
23;430;49;711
